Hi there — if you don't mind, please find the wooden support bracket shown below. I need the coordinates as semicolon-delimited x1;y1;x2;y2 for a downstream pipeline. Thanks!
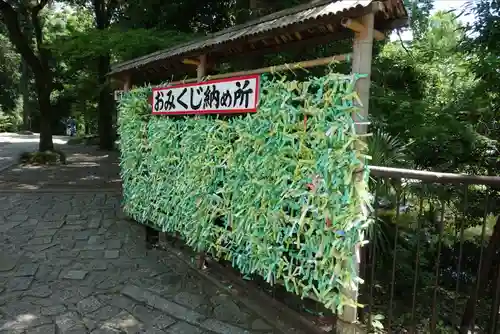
341;18;385;41
182;58;201;66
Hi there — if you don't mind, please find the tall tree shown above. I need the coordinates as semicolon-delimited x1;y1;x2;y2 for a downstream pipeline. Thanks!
404;0;434;41
18;6;32;130
0;0;54;150
67;0;121;149
92;0;119;150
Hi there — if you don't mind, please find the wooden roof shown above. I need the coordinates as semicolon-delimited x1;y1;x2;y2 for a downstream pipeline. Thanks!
108;0;407;82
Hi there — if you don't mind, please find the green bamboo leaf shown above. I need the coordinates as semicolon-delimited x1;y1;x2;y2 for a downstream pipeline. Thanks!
118;72;372;312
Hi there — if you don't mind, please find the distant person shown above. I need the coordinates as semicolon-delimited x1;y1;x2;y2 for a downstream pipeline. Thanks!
66;117;76;136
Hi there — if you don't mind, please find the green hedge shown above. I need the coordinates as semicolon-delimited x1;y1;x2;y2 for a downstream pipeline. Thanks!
118;70;371;313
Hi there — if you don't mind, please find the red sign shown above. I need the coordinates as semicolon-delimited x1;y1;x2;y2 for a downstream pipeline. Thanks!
151;75;260;115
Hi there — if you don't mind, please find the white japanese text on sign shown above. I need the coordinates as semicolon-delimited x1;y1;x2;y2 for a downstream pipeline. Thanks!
151;75;260;115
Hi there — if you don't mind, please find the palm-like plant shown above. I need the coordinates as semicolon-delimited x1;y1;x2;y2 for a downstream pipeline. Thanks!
367;129;411;168
361;130;412;291
358;130;413;321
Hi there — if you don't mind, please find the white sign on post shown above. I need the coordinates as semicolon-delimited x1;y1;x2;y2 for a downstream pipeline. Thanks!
151;74;260;115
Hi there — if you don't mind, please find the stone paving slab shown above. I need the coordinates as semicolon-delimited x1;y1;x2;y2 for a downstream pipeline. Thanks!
0;193;280;334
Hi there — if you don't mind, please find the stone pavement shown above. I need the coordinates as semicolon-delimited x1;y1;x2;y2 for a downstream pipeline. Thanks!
0;133;70;173
0;148;120;191
0;147;284;334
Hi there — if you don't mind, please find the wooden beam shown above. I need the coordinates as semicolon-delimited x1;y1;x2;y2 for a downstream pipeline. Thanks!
339;11;375;334
169;53;351;85
137;59;183;85
183;58;200;66
341;18;385;41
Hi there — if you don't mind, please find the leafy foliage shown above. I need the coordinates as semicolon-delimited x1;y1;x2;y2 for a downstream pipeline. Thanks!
0;34;20;114
371;9;497;174
0;110;21;131
51;27;195;65
19;150;67;165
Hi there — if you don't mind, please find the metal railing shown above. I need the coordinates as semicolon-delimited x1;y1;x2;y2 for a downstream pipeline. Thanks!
360;165;500;334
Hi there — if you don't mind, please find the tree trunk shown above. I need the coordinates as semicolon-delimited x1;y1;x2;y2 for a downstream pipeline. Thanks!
460;215;500;332
36;83;53;151
84;110;91;135
0;1;54;151
20;59;31;130
93;0;117;151
97;54;115;150
19;6;32;131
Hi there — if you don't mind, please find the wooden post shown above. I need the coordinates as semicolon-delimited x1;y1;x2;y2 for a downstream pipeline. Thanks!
339;11;375;334
197;54;207;80
351;13;374;135
114;74;131;101
156;66;166;249
196;54;207;270
123;74;131;91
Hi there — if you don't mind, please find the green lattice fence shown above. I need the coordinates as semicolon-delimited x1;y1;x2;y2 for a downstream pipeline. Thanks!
118;69;372;313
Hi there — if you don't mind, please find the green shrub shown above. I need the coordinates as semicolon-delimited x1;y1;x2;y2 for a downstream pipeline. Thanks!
118;70;371;313
0;112;20;132
19;150;67;165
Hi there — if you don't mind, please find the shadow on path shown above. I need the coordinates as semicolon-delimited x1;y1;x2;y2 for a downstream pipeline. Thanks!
0;146;121;191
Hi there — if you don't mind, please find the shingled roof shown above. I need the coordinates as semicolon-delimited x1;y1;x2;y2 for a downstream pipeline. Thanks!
109;0;407;81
